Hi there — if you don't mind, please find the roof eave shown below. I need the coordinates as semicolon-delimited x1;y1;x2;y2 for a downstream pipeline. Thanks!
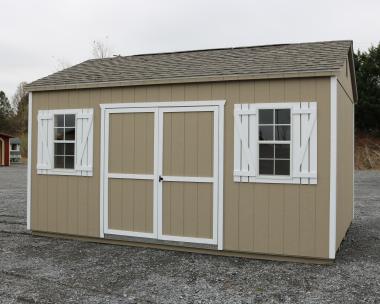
348;42;358;103
25;70;340;93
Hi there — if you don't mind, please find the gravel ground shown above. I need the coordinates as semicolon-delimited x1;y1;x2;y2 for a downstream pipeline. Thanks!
0;165;379;304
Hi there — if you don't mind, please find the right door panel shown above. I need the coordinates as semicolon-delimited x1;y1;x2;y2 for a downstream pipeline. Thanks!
159;108;217;244
162;182;213;239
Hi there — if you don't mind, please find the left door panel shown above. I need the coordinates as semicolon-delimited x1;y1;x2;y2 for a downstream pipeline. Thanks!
105;109;157;238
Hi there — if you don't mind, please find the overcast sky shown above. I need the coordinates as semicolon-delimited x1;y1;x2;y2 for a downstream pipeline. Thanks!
1;0;379;99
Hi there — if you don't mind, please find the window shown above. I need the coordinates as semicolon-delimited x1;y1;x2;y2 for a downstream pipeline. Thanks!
37;108;94;176
54;114;75;169
234;102;317;185
258;109;291;176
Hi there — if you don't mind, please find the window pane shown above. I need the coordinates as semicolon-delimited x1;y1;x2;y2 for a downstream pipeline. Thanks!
275;160;290;175
54;115;64;127
259;109;273;124
275;126;290;140
65;114;75;127
65;156;75;169
275;144;290;159
54;156;64;168
275;109;290;124
259;159;274;175
259;144;274;158
54;143;65;155
259;126;273;140
65;143;75;155
54;128;64;140
65;128;75;140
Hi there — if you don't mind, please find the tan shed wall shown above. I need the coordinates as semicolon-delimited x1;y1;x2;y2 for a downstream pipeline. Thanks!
31;77;332;259
338;58;354;102
335;79;354;250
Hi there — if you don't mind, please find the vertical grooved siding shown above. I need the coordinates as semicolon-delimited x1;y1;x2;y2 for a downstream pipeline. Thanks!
336;66;354;249
31;77;331;258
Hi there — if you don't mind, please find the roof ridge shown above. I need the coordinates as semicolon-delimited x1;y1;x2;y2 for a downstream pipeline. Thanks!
88;40;352;60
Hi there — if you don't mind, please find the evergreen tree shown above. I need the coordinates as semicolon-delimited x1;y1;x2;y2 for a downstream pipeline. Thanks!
354;43;380;133
0;91;14;133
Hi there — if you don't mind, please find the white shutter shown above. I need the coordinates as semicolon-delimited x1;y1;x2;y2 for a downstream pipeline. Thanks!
233;104;257;182
37;110;54;174
75;108;94;176
292;102;317;184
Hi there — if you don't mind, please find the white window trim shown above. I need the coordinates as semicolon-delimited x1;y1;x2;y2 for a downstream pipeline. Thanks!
257;107;292;179
49;109;80;174
235;102;295;184
36;108;93;176
234;102;317;185
53;113;76;171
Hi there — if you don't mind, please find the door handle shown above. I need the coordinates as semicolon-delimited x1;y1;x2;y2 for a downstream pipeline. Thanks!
158;175;164;182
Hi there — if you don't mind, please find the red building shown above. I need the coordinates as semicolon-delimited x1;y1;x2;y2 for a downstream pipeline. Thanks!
0;133;13;166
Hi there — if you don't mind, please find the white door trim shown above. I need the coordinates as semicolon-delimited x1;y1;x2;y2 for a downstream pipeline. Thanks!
100;100;225;110
108;173;155;180
161;176;215;183
100;101;225;250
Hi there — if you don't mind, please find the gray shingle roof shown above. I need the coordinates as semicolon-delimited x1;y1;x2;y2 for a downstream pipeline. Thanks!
27;40;352;90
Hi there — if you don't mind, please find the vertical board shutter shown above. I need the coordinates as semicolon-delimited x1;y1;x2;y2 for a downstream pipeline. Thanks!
233;104;257;182
37;110;53;174
292;102;317;184
76;108;94;176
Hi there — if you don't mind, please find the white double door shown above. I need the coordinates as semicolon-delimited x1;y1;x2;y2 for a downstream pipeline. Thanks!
102;103;222;246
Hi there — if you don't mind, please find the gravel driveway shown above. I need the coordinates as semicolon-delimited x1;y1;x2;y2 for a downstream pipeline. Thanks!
0;165;379;303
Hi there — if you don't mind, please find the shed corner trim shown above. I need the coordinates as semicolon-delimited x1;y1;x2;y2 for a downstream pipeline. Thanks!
329;76;337;259
27;92;32;231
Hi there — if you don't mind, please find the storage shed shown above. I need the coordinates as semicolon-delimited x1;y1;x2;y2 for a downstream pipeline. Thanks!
0;133;12;166
26;40;356;263
10;137;22;163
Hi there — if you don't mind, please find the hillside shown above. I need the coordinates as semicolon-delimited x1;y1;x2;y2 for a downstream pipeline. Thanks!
355;132;380;169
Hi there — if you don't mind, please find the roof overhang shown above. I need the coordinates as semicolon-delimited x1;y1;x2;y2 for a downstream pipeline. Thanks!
0;133;14;138
25;70;340;93
348;42;358;103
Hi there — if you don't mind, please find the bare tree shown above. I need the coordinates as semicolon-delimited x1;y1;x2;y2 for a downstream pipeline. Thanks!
92;39;111;59
12;81;27;110
56;58;72;70
51;56;72;72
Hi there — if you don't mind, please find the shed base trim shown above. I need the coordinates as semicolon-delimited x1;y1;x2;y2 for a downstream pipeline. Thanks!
31;231;333;265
